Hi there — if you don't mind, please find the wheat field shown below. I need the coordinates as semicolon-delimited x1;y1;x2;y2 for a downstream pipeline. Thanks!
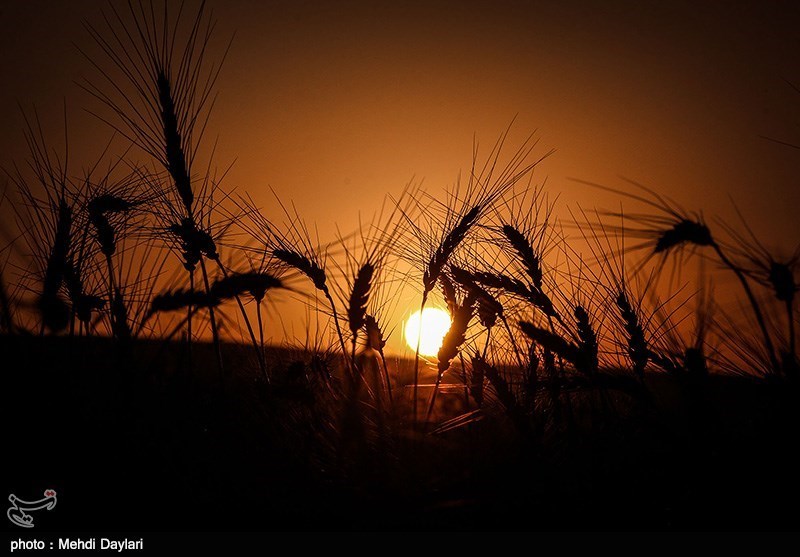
1;0;799;532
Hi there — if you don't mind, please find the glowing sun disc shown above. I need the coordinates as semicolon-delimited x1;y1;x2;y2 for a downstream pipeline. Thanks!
404;307;452;357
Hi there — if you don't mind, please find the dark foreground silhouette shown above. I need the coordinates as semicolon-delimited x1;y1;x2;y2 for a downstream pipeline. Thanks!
3;334;799;532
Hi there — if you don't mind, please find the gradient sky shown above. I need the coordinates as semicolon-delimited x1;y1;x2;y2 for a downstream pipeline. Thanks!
2;0;800;350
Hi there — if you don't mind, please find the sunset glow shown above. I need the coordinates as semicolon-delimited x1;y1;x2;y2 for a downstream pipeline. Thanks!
2;0;799;535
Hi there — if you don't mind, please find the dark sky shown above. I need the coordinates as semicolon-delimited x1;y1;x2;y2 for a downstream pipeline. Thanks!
2;0;800;348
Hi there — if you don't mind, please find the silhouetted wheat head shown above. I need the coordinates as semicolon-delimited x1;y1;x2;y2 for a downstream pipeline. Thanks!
719;211;799;375
400;131;552;303
364;314;386;354
519;320;595;379
469;352;486;407
567;204;682;381
437;291;477;375
439;274;458;317
578;179;784;376
241;192;354;370
4;110;79;333
148;287;220;317
78;1;239;375
81;1;229;218
211;271;283;303
360;252;408;406
614;290;649;379
3;0;800;474
651;279;713;381
422;284;478;422
273;248;328;294
347;263;374;340
573;306;599;375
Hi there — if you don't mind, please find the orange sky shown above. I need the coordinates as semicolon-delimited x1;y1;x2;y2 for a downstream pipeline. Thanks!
2;0;799;353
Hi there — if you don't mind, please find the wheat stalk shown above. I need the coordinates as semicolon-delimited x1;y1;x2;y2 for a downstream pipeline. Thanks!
573;306;598;376
524;341;539;410
110;287;131;341
580;179;780;375
425;292;476;421
476;354;531;435
365;313;392;403
211;271;283;302
422;206;480;295
468;353;486;407
273;247;349;363
347;262;375;371
38;199;73;334
502;224;543;289
439;274;458;317
82;0;231;372
615;290;649;379
148;287;219;317
519;321;578;368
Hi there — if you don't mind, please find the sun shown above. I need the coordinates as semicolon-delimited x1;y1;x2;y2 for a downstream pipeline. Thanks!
404;307;452;357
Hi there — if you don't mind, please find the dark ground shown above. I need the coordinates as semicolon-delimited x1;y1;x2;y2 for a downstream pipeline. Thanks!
2;334;799;532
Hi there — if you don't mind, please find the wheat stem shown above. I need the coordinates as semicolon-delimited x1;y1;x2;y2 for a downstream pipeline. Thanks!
459;352;469;406
351;335;358;385
412;293;427;424
501;315;525;371
256;301;266;371
378;349;393;405
425;367;444;423
713;243;779;374
214;261;268;381
325;289;350;376
105;254;116;336
186;269;194;362
200;258;224;378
